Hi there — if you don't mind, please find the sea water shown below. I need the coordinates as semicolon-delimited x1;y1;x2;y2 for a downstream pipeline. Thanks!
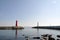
0;27;60;40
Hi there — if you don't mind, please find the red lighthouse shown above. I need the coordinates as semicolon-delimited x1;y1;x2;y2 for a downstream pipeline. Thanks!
16;20;18;28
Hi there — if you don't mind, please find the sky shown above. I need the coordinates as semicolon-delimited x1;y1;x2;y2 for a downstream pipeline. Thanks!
0;0;60;26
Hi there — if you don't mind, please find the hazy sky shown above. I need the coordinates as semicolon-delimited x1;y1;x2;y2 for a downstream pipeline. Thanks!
0;0;60;26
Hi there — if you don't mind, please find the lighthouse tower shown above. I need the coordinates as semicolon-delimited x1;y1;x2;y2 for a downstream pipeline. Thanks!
37;22;39;27
16;20;18;28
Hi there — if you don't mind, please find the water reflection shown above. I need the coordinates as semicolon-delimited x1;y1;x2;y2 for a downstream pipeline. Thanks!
37;28;39;37
15;29;18;40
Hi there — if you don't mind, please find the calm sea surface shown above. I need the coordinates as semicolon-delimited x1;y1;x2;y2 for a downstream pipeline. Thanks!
0;27;60;40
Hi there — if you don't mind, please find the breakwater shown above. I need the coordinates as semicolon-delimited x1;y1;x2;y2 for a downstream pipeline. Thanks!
32;26;60;30
0;26;24;30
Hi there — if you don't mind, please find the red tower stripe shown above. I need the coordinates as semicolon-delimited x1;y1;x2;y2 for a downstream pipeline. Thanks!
16;20;18;27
